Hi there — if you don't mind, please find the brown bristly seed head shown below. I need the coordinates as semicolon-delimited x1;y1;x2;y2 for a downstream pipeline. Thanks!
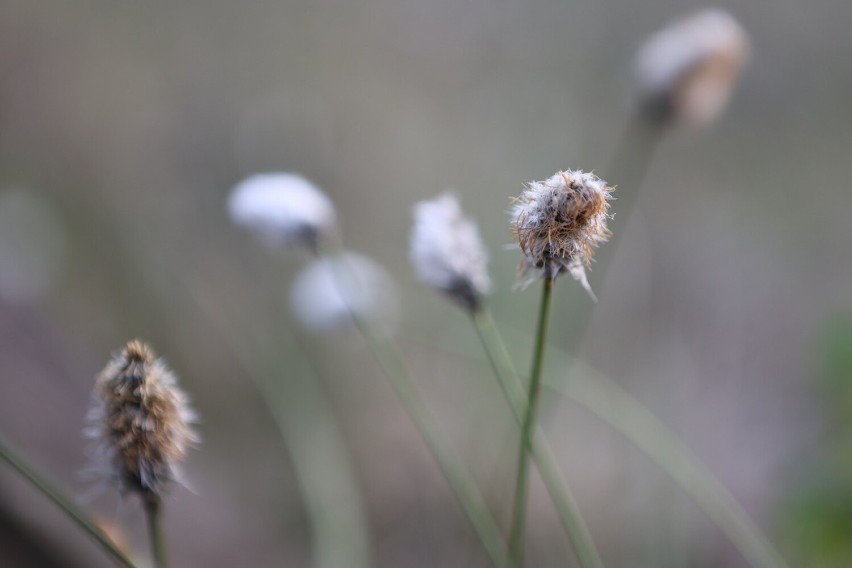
510;170;613;296
86;339;197;499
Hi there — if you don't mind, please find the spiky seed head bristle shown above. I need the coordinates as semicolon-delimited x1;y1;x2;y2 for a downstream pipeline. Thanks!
86;339;197;498
510;170;613;297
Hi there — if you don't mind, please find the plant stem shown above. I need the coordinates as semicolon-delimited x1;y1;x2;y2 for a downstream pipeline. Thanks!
0;437;138;568
186;285;372;568
508;276;555;568
144;494;167;568
323;250;508;568
473;308;602;568
432;321;790;568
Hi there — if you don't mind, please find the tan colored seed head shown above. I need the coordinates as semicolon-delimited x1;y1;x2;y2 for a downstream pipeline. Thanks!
86;339;197;498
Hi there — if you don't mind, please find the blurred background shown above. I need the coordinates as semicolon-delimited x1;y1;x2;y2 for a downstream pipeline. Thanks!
1;0;851;566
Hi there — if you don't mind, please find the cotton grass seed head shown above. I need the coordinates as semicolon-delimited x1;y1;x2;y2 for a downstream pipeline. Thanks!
85;340;197;498
511;170;613;298
289;252;398;334
410;192;491;312
634;9;750;127
228;172;337;248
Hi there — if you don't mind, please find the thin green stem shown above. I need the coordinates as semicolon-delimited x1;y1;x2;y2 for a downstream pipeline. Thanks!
322;249;507;568
431;321;789;568
508;276;555;568
187;287;372;568
473;308;602;568
144;494;167;568
0;437;138;568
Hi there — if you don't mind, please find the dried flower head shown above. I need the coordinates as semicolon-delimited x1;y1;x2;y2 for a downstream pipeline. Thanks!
228;172;337;248
289;252;398;334
634;9;750;127
410;192;491;312
510;170;613;298
85;340;197;498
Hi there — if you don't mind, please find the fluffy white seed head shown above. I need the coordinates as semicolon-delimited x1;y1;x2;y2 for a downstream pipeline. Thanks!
289;252;398;334
85;340;198;498
228;173;337;248
410;192;491;312
510;170;613;298
634;9;750;127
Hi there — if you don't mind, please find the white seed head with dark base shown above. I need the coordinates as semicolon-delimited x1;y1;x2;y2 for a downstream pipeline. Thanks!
85;340;197;498
634;9;750;127
410;192;491;312
228;173;337;248
510;170;613;299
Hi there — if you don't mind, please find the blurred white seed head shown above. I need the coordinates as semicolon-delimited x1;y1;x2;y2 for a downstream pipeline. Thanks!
85;340;198;498
289;252;398;334
634;9;750;127
228;173;337;248
410;192;491;312
510;170;613;299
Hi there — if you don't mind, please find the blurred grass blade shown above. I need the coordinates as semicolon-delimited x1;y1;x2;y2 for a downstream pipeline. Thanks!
189;287;373;568
545;357;789;568
0;436;138;568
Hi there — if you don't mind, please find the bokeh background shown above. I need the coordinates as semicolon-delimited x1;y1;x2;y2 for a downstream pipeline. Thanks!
1;0;851;566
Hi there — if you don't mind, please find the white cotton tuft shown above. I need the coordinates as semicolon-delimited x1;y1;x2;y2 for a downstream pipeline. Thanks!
228;173;336;247
634;9;750;127
289;252;398;334
410;192;491;311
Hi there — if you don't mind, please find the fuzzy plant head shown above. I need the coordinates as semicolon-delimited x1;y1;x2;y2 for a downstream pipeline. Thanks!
85;339;197;499
510;170;613;298
410;192;491;312
228;172;337;249
289;252;398;334
634;9;750;128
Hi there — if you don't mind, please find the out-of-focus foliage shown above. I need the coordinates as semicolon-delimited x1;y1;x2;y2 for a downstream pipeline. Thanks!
784;317;852;568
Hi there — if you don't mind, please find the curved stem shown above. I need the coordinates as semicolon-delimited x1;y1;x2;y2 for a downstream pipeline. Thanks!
508;276;555;567
144;494;167;568
473;308;602;568
0;437;138;568
544;360;789;568
188;287;373;568
322;249;507;568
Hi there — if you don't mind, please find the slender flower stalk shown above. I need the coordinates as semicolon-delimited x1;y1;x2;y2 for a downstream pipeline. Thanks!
144;496;167;568
427;322;790;568
226;173;376;567
508;169;613;566
508;276;555;567
317;242;508;568
408;190;599;565
472;309;602;568
0;436;138;568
